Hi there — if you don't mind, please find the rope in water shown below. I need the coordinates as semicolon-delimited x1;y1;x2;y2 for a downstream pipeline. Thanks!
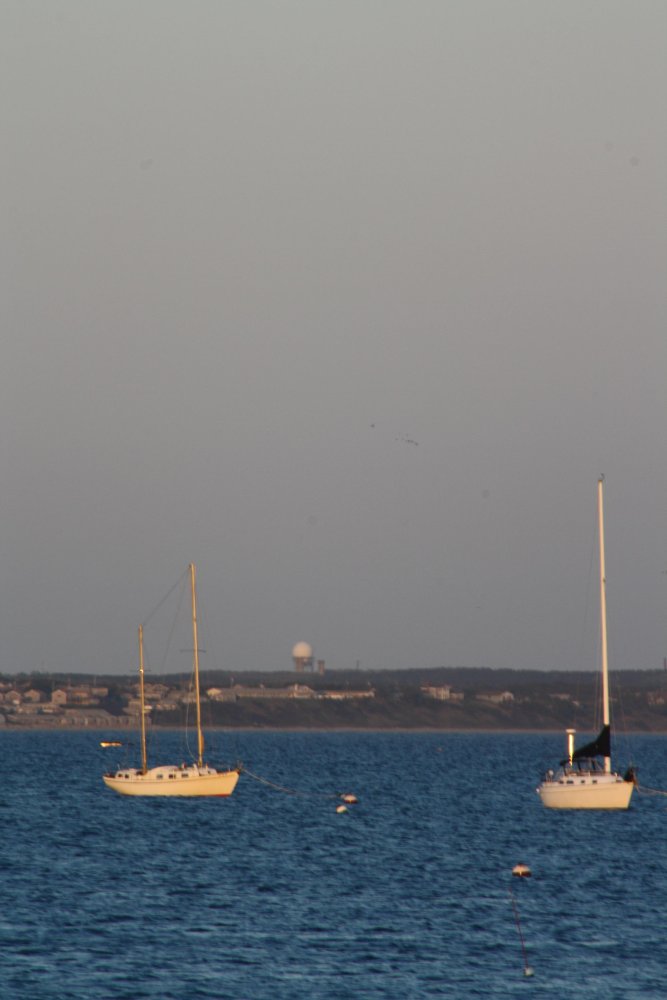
240;765;342;800
636;784;667;797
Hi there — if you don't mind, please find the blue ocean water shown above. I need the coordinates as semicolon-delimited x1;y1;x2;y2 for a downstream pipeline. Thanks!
1;729;667;999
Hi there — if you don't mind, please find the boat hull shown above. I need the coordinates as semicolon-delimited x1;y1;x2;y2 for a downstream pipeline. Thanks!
103;765;240;797
537;774;633;809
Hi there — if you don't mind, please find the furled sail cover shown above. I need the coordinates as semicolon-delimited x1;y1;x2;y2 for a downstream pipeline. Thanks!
560;724;611;765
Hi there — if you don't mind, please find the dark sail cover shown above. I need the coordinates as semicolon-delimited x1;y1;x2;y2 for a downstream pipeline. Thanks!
560;724;610;765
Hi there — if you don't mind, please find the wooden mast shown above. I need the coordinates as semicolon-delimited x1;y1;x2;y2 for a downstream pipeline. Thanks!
598;476;611;774
190;563;204;768
138;624;148;774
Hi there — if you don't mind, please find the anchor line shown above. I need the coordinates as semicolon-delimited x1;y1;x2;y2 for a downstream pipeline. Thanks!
239;766;341;799
509;888;530;972
636;784;667;797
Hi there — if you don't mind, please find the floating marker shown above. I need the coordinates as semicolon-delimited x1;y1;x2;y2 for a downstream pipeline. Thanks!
336;804;348;814
100;741;123;748
512;862;532;878
340;794;358;804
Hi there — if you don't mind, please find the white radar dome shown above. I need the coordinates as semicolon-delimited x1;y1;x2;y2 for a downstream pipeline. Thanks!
292;641;313;659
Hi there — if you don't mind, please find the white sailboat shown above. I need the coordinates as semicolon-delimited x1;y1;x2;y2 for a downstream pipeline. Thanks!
537;477;634;809
103;564;240;798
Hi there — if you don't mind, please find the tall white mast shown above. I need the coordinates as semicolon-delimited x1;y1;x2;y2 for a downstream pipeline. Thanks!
190;563;204;768
598;476;611;774
138;624;147;774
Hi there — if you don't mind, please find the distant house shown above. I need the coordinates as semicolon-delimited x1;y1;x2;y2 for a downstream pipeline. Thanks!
123;698;152;716
68;687;96;704
178;691;198;705
285;684;317;699
321;689;375;700
14;702;41;715
232;684;318;700
420;685;463;703
135;683;169;700
23;689;43;703
206;687;237;702
51;689;68;706
421;685;451;700
63;708;117;727
476;691;514;705
155;701;180;712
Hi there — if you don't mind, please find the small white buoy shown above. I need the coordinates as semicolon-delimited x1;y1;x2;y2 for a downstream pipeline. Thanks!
512;863;532;878
524;967;535;978
336;804;348;814
340;794;358;804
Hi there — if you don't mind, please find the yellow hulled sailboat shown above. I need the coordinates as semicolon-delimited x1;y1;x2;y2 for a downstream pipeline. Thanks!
103;564;240;798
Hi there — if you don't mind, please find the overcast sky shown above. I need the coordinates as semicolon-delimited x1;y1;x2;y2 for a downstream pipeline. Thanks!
2;1;666;677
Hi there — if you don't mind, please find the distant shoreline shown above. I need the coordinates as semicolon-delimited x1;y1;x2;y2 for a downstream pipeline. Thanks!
3;724;667;736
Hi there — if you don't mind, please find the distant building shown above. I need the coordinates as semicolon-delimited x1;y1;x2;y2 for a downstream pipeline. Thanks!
232;683;318;700
14;703;41;715
134;683;168;699
68;688;92;704
476;691;514;705
322;689;375;700
292;642;314;672
123;698;146;715
206;687;237;702
421;685;464;703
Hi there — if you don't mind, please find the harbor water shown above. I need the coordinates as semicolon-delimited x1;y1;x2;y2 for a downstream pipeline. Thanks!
1;729;666;999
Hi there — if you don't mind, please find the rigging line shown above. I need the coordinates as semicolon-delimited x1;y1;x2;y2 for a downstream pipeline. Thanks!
613;671;633;763
240;766;341;799
156;574;188;676
196;591;220;676
142;568;190;629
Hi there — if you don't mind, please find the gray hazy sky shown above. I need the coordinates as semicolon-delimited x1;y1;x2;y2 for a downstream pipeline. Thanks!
2;2;666;677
